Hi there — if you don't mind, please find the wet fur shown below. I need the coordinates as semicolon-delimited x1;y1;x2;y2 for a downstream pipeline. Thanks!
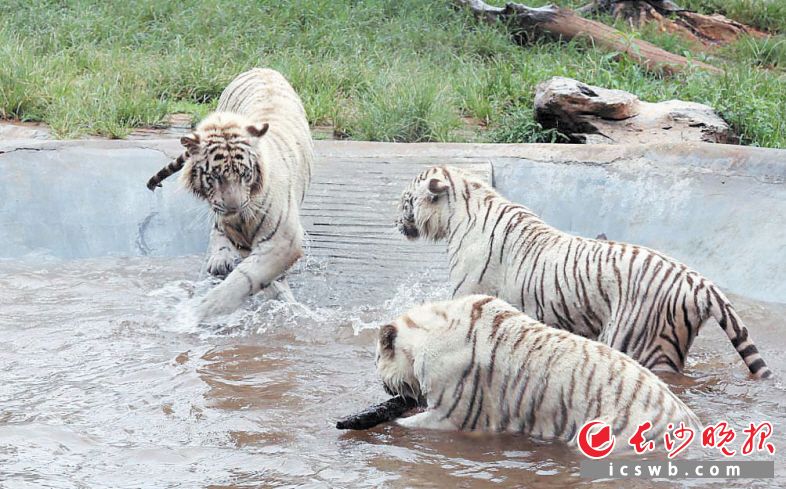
147;69;314;318
396;166;771;379
376;295;701;444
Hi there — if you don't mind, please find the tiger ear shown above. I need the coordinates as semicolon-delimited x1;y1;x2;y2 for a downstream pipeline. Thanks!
246;123;269;138
427;177;450;200
180;134;200;152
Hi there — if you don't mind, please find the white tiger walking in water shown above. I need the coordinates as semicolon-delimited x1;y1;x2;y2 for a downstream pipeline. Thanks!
396;166;771;378
146;68;313;319
376;295;700;444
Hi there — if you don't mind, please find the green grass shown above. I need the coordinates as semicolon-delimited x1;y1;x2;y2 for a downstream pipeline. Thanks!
720;35;786;69
1;0;785;147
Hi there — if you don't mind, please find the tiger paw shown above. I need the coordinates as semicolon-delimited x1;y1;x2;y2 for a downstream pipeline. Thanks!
396;410;454;430
206;250;242;278
195;289;230;321
195;282;247;321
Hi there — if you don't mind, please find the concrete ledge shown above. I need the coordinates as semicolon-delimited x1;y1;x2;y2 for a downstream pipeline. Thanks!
1;139;784;303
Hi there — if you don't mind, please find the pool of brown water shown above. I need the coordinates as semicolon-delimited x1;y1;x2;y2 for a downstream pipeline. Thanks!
0;255;783;488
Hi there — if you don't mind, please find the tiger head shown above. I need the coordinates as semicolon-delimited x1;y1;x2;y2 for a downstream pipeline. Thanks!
396;166;459;242
180;112;269;218
375;303;448;403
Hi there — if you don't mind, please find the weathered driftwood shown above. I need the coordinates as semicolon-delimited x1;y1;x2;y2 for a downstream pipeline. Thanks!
582;0;753;45
453;0;721;75
534;76;734;144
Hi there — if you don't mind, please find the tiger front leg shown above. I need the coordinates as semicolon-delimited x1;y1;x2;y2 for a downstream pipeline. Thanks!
260;277;297;303
196;229;303;320
206;224;243;278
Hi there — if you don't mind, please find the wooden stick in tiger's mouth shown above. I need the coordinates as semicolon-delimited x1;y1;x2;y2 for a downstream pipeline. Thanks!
336;395;423;430
146;152;187;191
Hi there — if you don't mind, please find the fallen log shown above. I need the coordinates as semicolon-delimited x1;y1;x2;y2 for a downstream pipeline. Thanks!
584;0;754;45
454;0;721;75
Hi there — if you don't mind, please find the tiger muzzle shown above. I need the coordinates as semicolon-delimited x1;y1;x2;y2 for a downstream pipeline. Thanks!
397;218;420;239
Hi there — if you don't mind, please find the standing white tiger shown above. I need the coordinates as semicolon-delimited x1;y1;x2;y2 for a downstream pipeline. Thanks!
377;295;700;444
396;166;771;378
146;68;314;319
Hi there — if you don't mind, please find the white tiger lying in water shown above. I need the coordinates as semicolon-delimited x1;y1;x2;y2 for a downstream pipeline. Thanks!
377;295;700;443
396;166;771;379
146;68;314;320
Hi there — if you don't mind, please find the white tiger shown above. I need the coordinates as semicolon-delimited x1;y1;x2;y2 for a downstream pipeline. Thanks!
396;165;771;378
146;68;314;319
377;295;700;444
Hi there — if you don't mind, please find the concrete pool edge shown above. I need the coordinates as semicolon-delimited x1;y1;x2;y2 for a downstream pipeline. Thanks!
3;137;784;162
1;139;785;303
4;137;783;187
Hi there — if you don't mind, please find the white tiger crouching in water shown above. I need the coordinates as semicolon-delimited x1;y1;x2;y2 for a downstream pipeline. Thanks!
396;166;771;378
377;295;700;443
146;69;313;319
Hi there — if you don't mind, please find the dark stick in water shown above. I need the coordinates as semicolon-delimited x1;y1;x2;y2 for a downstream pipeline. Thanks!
336;396;420;430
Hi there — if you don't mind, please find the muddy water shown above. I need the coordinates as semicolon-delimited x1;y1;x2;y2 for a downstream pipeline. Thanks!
0;255;784;488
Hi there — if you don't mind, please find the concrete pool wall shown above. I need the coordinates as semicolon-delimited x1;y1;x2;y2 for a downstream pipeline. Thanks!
1;139;784;304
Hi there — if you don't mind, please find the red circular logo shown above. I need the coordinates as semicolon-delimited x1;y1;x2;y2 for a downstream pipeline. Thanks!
577;421;616;459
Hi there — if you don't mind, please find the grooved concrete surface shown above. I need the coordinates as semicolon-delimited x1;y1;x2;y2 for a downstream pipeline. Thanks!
1;139;784;303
